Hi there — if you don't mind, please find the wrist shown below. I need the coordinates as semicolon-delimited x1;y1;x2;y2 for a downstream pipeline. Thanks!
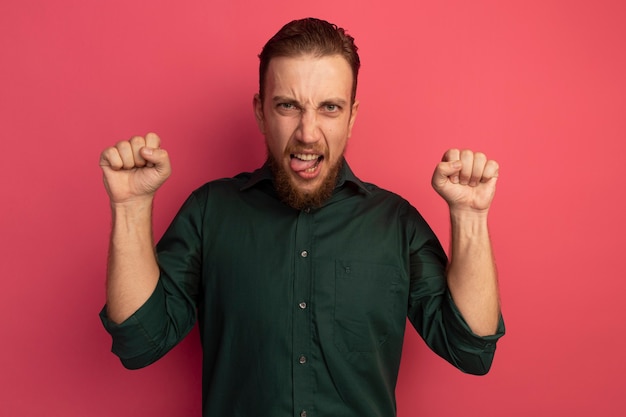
110;194;154;211
110;196;154;228
449;205;489;220
449;207;490;238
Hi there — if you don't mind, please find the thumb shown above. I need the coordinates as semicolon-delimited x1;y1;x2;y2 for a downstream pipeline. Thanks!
433;160;462;187
140;146;171;174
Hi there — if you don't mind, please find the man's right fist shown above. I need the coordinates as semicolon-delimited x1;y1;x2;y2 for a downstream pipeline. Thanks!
99;132;172;204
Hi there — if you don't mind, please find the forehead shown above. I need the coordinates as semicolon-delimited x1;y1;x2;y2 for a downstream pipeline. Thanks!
264;54;353;99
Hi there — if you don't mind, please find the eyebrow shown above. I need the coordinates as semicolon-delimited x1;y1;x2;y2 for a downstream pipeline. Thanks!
271;96;349;107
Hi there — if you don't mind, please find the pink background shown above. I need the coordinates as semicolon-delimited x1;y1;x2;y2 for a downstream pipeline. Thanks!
2;1;625;415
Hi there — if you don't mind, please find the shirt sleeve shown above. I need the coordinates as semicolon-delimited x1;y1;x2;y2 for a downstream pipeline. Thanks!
99;191;205;369
405;205;505;375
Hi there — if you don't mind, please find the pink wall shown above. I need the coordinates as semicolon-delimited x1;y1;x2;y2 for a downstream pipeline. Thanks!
2;1;625;415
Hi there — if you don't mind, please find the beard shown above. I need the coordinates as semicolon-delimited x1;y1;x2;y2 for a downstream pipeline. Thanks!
266;146;343;211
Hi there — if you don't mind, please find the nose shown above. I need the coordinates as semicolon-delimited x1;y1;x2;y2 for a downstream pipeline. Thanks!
296;109;321;144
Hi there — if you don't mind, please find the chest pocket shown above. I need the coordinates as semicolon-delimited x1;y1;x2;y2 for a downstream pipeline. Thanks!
333;260;401;353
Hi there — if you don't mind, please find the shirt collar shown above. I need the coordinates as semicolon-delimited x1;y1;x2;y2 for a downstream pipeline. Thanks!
240;158;371;195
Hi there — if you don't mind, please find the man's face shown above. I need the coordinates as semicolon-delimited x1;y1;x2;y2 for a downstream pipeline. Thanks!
254;54;359;209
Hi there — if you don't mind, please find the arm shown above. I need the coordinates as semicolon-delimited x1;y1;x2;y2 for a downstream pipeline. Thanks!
432;149;500;336
99;133;172;324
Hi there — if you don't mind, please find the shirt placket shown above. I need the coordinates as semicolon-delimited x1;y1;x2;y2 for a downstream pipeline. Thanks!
293;207;314;417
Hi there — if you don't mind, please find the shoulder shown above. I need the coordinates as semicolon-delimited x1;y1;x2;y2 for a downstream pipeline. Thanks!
358;177;414;210
185;167;279;215
191;170;259;198
353;177;434;229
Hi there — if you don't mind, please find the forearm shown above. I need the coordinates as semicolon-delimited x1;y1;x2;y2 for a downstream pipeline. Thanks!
106;197;160;324
446;209;500;336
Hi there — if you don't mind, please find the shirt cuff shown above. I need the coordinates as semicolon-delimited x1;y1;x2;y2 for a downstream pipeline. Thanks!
445;292;506;347
99;280;168;369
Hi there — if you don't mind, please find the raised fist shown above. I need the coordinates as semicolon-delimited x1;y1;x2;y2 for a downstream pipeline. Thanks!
431;148;499;213
99;132;172;204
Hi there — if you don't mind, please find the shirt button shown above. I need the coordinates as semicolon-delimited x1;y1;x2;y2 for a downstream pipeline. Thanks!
299;355;307;364
299;301;307;309
300;411;307;417
300;250;308;258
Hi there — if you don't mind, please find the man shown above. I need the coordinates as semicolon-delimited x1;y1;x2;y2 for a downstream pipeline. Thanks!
99;17;504;417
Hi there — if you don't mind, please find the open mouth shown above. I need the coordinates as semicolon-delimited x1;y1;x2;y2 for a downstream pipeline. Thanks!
290;153;324;173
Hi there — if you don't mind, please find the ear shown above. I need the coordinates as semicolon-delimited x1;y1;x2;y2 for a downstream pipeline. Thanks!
347;100;359;138
253;94;265;135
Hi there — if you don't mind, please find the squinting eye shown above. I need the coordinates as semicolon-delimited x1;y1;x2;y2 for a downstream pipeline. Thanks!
279;103;295;110
325;104;339;112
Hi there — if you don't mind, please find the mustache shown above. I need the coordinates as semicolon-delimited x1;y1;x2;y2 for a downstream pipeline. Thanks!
285;145;327;156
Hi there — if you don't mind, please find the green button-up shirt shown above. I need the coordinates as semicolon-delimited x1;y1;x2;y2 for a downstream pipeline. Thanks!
101;161;504;417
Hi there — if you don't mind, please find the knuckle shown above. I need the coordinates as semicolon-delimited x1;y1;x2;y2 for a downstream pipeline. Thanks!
101;148;120;168
443;148;459;160
101;146;114;157
145;132;160;146
461;149;474;158
129;135;145;147
115;140;130;150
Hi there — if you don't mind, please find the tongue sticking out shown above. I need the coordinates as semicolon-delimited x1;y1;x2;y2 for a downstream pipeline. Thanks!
290;156;320;172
